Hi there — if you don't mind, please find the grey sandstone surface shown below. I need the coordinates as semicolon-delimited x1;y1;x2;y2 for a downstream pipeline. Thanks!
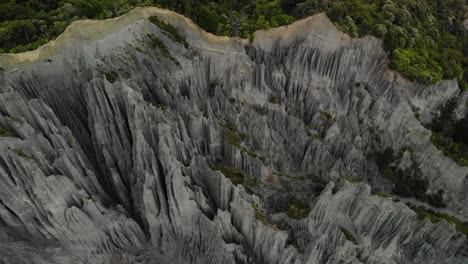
0;7;467;264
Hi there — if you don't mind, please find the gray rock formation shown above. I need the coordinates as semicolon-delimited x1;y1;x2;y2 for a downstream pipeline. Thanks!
0;7;467;264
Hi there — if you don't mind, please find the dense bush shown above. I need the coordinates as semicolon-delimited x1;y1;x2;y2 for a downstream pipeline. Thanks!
286;198;310;219
429;99;468;167
0;0;466;88
431;133;468;166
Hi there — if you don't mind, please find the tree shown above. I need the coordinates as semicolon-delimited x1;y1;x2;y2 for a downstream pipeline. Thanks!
374;24;387;38
255;15;269;30
193;5;219;33
343;16;358;37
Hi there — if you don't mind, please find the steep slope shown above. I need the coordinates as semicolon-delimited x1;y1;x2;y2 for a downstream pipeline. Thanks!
0;7;467;264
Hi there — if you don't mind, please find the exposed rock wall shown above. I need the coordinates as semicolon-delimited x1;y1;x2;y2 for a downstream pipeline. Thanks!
0;7;467;264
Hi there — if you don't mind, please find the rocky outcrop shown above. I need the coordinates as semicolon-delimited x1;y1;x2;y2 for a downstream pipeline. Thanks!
0;7;467;264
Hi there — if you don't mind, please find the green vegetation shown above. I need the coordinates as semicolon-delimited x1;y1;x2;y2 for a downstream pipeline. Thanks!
224;121;236;132
148;16;188;48
211;166;260;187
0;0;139;53
64;133;75;147
222;121;246;148
225;130;245;147
340;227;357;244
220;120;266;163
320;110;335;122
431;133;468;166
375;147;446;208
211;166;244;184
147;34;179;64
392;48;443;84
322;0;466;87
268;95;280;104
343;177;361;184
0;127;12;137
104;71;117;83
251;202;269;225
242;148;266;163
287;198;310;219
12;148;31;159
429;100;468;167
413;206;468;235
0;0;465;88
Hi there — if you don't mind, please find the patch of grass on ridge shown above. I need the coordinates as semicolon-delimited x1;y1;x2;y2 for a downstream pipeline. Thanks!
148;16;189;48
414;206;468;235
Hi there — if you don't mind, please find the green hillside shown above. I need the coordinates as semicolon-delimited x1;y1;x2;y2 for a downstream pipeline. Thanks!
0;0;466;87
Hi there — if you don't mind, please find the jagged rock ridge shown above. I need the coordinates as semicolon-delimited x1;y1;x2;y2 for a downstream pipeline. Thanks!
0;7;467;264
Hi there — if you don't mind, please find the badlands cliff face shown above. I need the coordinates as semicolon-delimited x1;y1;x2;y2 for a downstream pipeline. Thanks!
0;7;467;264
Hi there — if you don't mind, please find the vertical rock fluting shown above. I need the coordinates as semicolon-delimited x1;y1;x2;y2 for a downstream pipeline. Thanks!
0;7;467;264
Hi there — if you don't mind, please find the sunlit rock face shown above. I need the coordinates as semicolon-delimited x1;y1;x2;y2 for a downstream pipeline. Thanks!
0;7;467;264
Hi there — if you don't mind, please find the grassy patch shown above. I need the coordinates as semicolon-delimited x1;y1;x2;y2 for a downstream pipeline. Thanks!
211;166;260;187
251;202;270;226
287;198;311;219
0;127;12;137
320;110;335;122
414;206;468;235
225;131;243;147
104;71;117;83
147;34;179;65
431;132;468;166
224;121;236;132
344;178;361;184
211;166;244;185
148;16;189;48
222;121;246;148
340;227;357;244
242;148;266;163
13;148;31;159
268;95;280;104
64;133;74;147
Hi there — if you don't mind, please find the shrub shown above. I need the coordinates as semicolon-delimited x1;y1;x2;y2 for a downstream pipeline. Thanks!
431;133;468;166
211;166;244;185
344;177;361;184
211;166;260;187
104;71;117;83
147;34;179;64
287;198;310;219
251;202;269;226
340;227;357;244
0;127;12;137
268;95;280;104
320;110;334;122
148;16;189;48
13;148;30;159
222;121;246;148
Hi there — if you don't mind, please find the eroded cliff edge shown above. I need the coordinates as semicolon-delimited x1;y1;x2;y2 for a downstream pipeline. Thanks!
0;7;467;264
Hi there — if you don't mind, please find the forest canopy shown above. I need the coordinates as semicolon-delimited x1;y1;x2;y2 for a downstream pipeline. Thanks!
0;0;466;88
